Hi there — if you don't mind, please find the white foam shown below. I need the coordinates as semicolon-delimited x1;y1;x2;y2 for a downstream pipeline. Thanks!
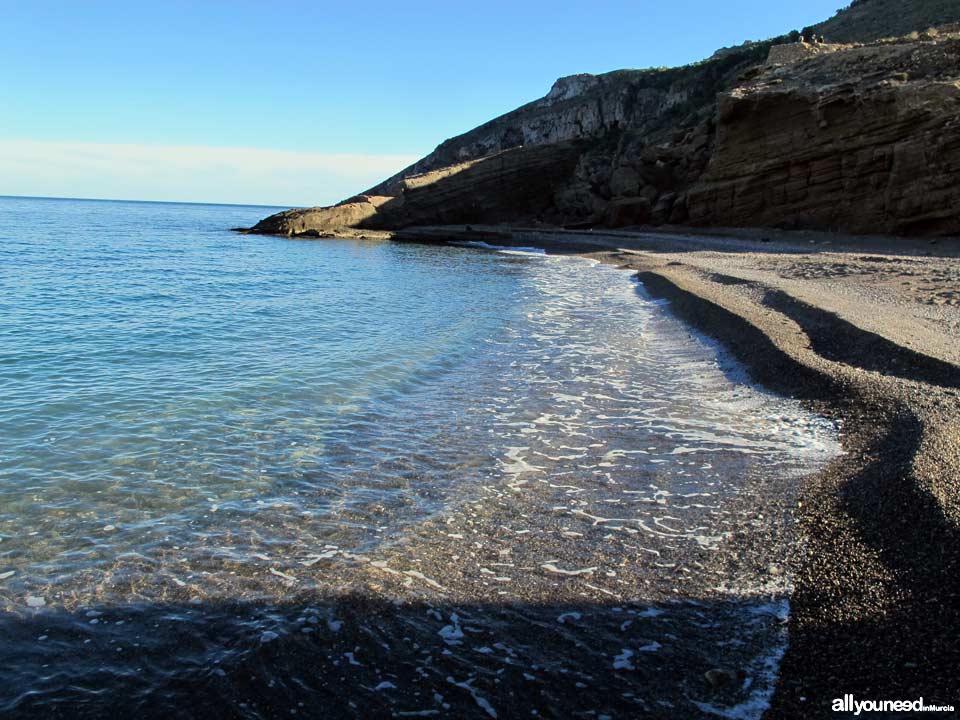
449;240;547;255
439;614;464;645
691;600;790;720
612;649;635;670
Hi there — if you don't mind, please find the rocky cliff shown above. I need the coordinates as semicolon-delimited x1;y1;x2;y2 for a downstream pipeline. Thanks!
248;143;584;235
246;43;772;236
687;33;960;235
245;1;960;239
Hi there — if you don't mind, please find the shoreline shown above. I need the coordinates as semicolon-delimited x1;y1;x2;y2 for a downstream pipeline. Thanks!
390;225;960;716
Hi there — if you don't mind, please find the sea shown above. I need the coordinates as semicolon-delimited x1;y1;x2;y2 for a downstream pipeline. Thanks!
0;196;840;719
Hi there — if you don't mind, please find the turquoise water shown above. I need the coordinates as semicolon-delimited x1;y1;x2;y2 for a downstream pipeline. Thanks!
0;196;838;718
0;197;538;591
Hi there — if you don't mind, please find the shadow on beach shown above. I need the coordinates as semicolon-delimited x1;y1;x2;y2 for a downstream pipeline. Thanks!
0;592;791;719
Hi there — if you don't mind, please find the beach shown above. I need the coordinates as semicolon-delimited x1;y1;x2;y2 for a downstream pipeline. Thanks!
3;197;853;718
3;196;957;716
7;0;960;716
395;224;960;715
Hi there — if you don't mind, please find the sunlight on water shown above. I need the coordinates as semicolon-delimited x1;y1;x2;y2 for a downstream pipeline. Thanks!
0;197;839;718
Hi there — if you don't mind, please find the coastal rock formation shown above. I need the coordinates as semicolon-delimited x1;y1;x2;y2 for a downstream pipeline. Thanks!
245;0;960;239
247;143;583;235
247;45;766;236
549;29;960;236
687;36;960;235
360;61;748;198
253;194;393;236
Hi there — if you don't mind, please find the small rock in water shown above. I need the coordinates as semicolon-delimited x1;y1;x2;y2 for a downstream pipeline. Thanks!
103;525;117;532
704;668;738;688
25;596;46;608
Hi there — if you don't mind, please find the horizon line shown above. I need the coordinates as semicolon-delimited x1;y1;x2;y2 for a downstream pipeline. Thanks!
0;193;297;210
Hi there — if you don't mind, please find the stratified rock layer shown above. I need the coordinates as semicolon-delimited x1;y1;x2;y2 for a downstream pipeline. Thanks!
246;7;960;239
687;38;960;235
248;143;583;235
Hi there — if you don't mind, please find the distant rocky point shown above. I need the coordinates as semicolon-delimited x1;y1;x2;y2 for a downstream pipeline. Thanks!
243;0;960;238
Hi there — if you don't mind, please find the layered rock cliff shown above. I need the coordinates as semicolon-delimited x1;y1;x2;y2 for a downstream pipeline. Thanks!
245;0;960;239
249;143;583;235
246;43;772;236
687;34;960;235
548;27;960;236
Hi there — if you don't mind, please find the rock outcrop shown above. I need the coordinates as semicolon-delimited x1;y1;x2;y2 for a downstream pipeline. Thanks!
246;43;771;237
356;46;776;204
247;143;583;235
244;0;960;239
687;35;960;235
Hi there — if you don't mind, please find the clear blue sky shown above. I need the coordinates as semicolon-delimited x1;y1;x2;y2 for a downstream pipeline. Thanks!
0;0;845;206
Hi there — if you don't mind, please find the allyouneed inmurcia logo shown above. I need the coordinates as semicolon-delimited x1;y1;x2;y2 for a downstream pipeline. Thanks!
833;695;955;715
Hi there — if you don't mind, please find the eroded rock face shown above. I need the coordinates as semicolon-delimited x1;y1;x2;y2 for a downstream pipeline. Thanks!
249;144;583;236
248;195;393;236
551;33;960;236
362;72;686;199
361;45;770;201
687;37;960;235
246;15;960;239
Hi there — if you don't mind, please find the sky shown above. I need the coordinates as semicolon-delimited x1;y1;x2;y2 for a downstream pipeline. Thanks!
0;1;845;206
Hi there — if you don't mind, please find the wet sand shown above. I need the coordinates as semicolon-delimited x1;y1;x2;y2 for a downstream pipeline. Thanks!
393;224;960;717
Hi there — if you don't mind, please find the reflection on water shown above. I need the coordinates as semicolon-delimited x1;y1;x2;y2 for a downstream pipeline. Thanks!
0;197;839;717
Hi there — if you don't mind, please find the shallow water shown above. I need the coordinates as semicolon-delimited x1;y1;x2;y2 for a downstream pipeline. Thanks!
0;197;839;718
